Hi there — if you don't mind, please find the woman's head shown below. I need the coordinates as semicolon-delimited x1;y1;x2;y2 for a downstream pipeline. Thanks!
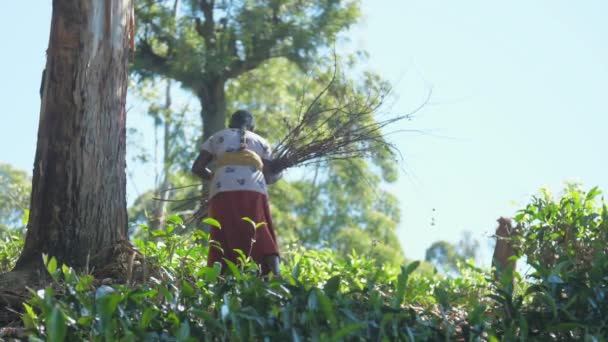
229;110;255;131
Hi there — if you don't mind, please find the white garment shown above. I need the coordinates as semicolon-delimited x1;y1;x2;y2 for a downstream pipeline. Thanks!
201;128;272;199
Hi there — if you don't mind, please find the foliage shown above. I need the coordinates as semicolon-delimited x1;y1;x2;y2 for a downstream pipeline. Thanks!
0;185;604;340
14;223;479;341
0;163;29;272
0;232;23;273
507;184;608;338
515;183;607;272
0;163;31;234
132;0;361;89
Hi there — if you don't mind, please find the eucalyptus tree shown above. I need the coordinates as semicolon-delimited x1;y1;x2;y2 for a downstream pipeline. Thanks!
11;0;134;274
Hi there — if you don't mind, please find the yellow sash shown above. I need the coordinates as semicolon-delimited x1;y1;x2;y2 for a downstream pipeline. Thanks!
215;149;264;171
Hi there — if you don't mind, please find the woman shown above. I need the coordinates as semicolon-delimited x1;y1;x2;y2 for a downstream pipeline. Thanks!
191;110;282;275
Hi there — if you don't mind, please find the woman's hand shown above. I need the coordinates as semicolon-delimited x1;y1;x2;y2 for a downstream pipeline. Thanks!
201;168;214;181
192;150;214;180
263;159;283;185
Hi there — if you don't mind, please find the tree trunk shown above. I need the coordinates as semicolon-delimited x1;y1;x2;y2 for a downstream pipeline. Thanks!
14;0;133;271
492;217;518;283
198;78;227;141
190;78;226;220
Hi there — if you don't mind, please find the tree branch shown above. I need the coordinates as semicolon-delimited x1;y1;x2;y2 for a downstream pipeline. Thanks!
195;0;215;46
224;52;272;79
134;39;170;76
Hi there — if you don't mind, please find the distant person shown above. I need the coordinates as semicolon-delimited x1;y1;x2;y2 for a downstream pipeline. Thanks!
192;110;282;275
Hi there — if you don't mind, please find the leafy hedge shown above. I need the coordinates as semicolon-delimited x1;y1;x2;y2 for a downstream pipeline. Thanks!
1;185;607;341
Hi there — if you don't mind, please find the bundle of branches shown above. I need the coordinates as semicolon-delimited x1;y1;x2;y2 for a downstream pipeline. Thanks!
270;65;427;174
180;63;429;224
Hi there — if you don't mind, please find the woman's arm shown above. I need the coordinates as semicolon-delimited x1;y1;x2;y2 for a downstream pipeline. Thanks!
192;150;214;180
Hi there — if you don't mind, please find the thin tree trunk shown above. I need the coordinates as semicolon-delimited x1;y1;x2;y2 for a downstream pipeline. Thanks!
149;80;173;231
14;0;133;271
191;78;226;220
150;0;178;230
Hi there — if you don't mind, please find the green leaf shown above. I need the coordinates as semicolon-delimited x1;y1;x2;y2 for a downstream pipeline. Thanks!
151;230;167;237
538;292;558;318
166;223;175;234
241;217;256;228
233;248;250;264
209;240;224;255
176;321;191;342
158;285;174;303
75;275;94;292
46;305;67;342
167;214;183;225
202;217;222;229
98;293;122;330
324;275;341;297
181;280;195;297
21;303;38;330
77;316;92;327
291;261;301;280
212;262;222;278
330;323;366;341
393;261;420;307
198;265;220;282
140;307;158;330
166;312;181;328
519;315;529;340
193;230;210;241
60;264;70;276
586;186;601;201
255;222;267;229
22;208;29;226
224;259;242;279
47;257;57;277
404;260;421;277
316;290;336;328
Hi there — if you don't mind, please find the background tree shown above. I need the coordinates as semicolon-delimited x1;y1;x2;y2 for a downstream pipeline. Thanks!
130;0;410;266
0;163;31;235
128;54;407;265
127;75;202;231
425;231;479;274
425;240;459;273
9;0;134;273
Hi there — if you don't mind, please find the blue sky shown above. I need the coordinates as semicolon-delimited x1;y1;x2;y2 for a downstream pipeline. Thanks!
1;1;607;264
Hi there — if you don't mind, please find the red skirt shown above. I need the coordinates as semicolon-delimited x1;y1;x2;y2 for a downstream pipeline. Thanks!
207;191;280;274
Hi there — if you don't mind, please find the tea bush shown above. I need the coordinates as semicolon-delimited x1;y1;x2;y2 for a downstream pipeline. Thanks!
0;185;606;341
